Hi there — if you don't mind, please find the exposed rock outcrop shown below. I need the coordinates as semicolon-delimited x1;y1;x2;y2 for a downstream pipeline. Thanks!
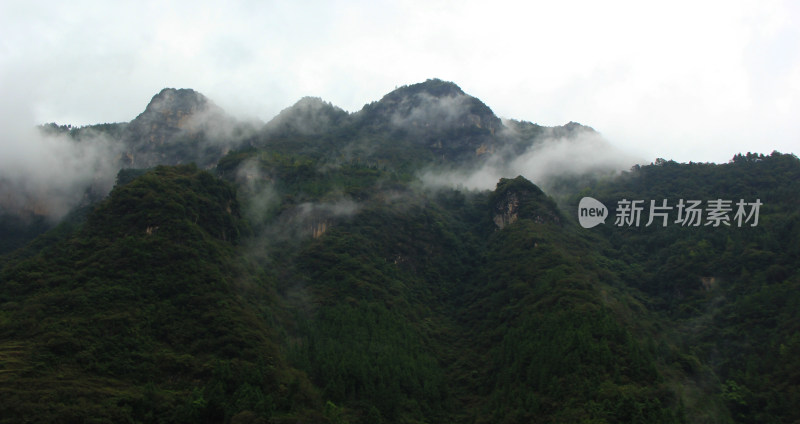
490;176;561;229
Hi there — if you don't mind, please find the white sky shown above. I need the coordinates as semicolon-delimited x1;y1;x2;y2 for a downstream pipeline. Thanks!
1;0;798;163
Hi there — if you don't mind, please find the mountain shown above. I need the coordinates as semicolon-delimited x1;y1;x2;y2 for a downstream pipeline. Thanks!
252;79;511;168
1;80;799;423
0;88;254;255
121;88;251;168
2;78;599;257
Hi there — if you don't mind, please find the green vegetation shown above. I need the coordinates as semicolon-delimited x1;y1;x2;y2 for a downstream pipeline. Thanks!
0;165;320;423
1;81;798;422
572;152;800;423
3;150;799;422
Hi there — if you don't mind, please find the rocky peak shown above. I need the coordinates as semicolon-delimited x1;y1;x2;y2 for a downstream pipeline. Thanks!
130;88;223;134
493;189;522;229
142;88;211;115
490;176;561;229
119;88;243;168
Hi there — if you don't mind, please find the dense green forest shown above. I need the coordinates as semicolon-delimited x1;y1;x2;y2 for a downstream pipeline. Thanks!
1;80;798;423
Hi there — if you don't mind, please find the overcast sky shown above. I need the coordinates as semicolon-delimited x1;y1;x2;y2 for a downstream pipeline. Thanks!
1;0;798;163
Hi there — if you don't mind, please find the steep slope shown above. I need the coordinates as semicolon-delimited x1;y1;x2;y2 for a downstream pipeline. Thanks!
0;165;320;423
450;177;682;423
216;145;684;422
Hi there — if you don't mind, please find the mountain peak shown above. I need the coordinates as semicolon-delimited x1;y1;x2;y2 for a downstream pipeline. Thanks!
363;79;500;130
293;96;334;108
141;88;214;116
121;88;239;168
265;96;348;136
383;78;465;100
490;176;561;228
129;88;226;138
349;79;504;161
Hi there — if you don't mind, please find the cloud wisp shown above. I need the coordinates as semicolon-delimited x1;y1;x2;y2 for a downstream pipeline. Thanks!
0;125;121;220
420;125;643;192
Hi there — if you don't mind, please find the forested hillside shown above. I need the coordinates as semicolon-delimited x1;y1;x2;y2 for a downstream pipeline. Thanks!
576;152;800;423
1;80;798;423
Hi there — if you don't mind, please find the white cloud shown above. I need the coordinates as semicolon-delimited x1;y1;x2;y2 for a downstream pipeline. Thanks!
420;126;642;192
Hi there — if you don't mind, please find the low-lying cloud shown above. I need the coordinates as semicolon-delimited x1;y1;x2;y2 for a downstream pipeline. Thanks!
0;122;120;220
264;97;346;136
390;92;472;132
296;198;360;220
420;126;643;192
235;158;281;226
0;83;264;222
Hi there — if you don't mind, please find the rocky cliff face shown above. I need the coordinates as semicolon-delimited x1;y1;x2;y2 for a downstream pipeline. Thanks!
491;176;561;229
492;190;521;229
311;219;330;238
121;88;248;168
128;88;217;144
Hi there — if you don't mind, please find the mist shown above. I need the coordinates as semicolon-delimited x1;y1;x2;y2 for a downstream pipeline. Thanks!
157;89;260;145
264;97;347;136
420;125;644;192
234;157;281;227
0;115;120;221
0;83;259;221
389;92;473;132
234;156;361;241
